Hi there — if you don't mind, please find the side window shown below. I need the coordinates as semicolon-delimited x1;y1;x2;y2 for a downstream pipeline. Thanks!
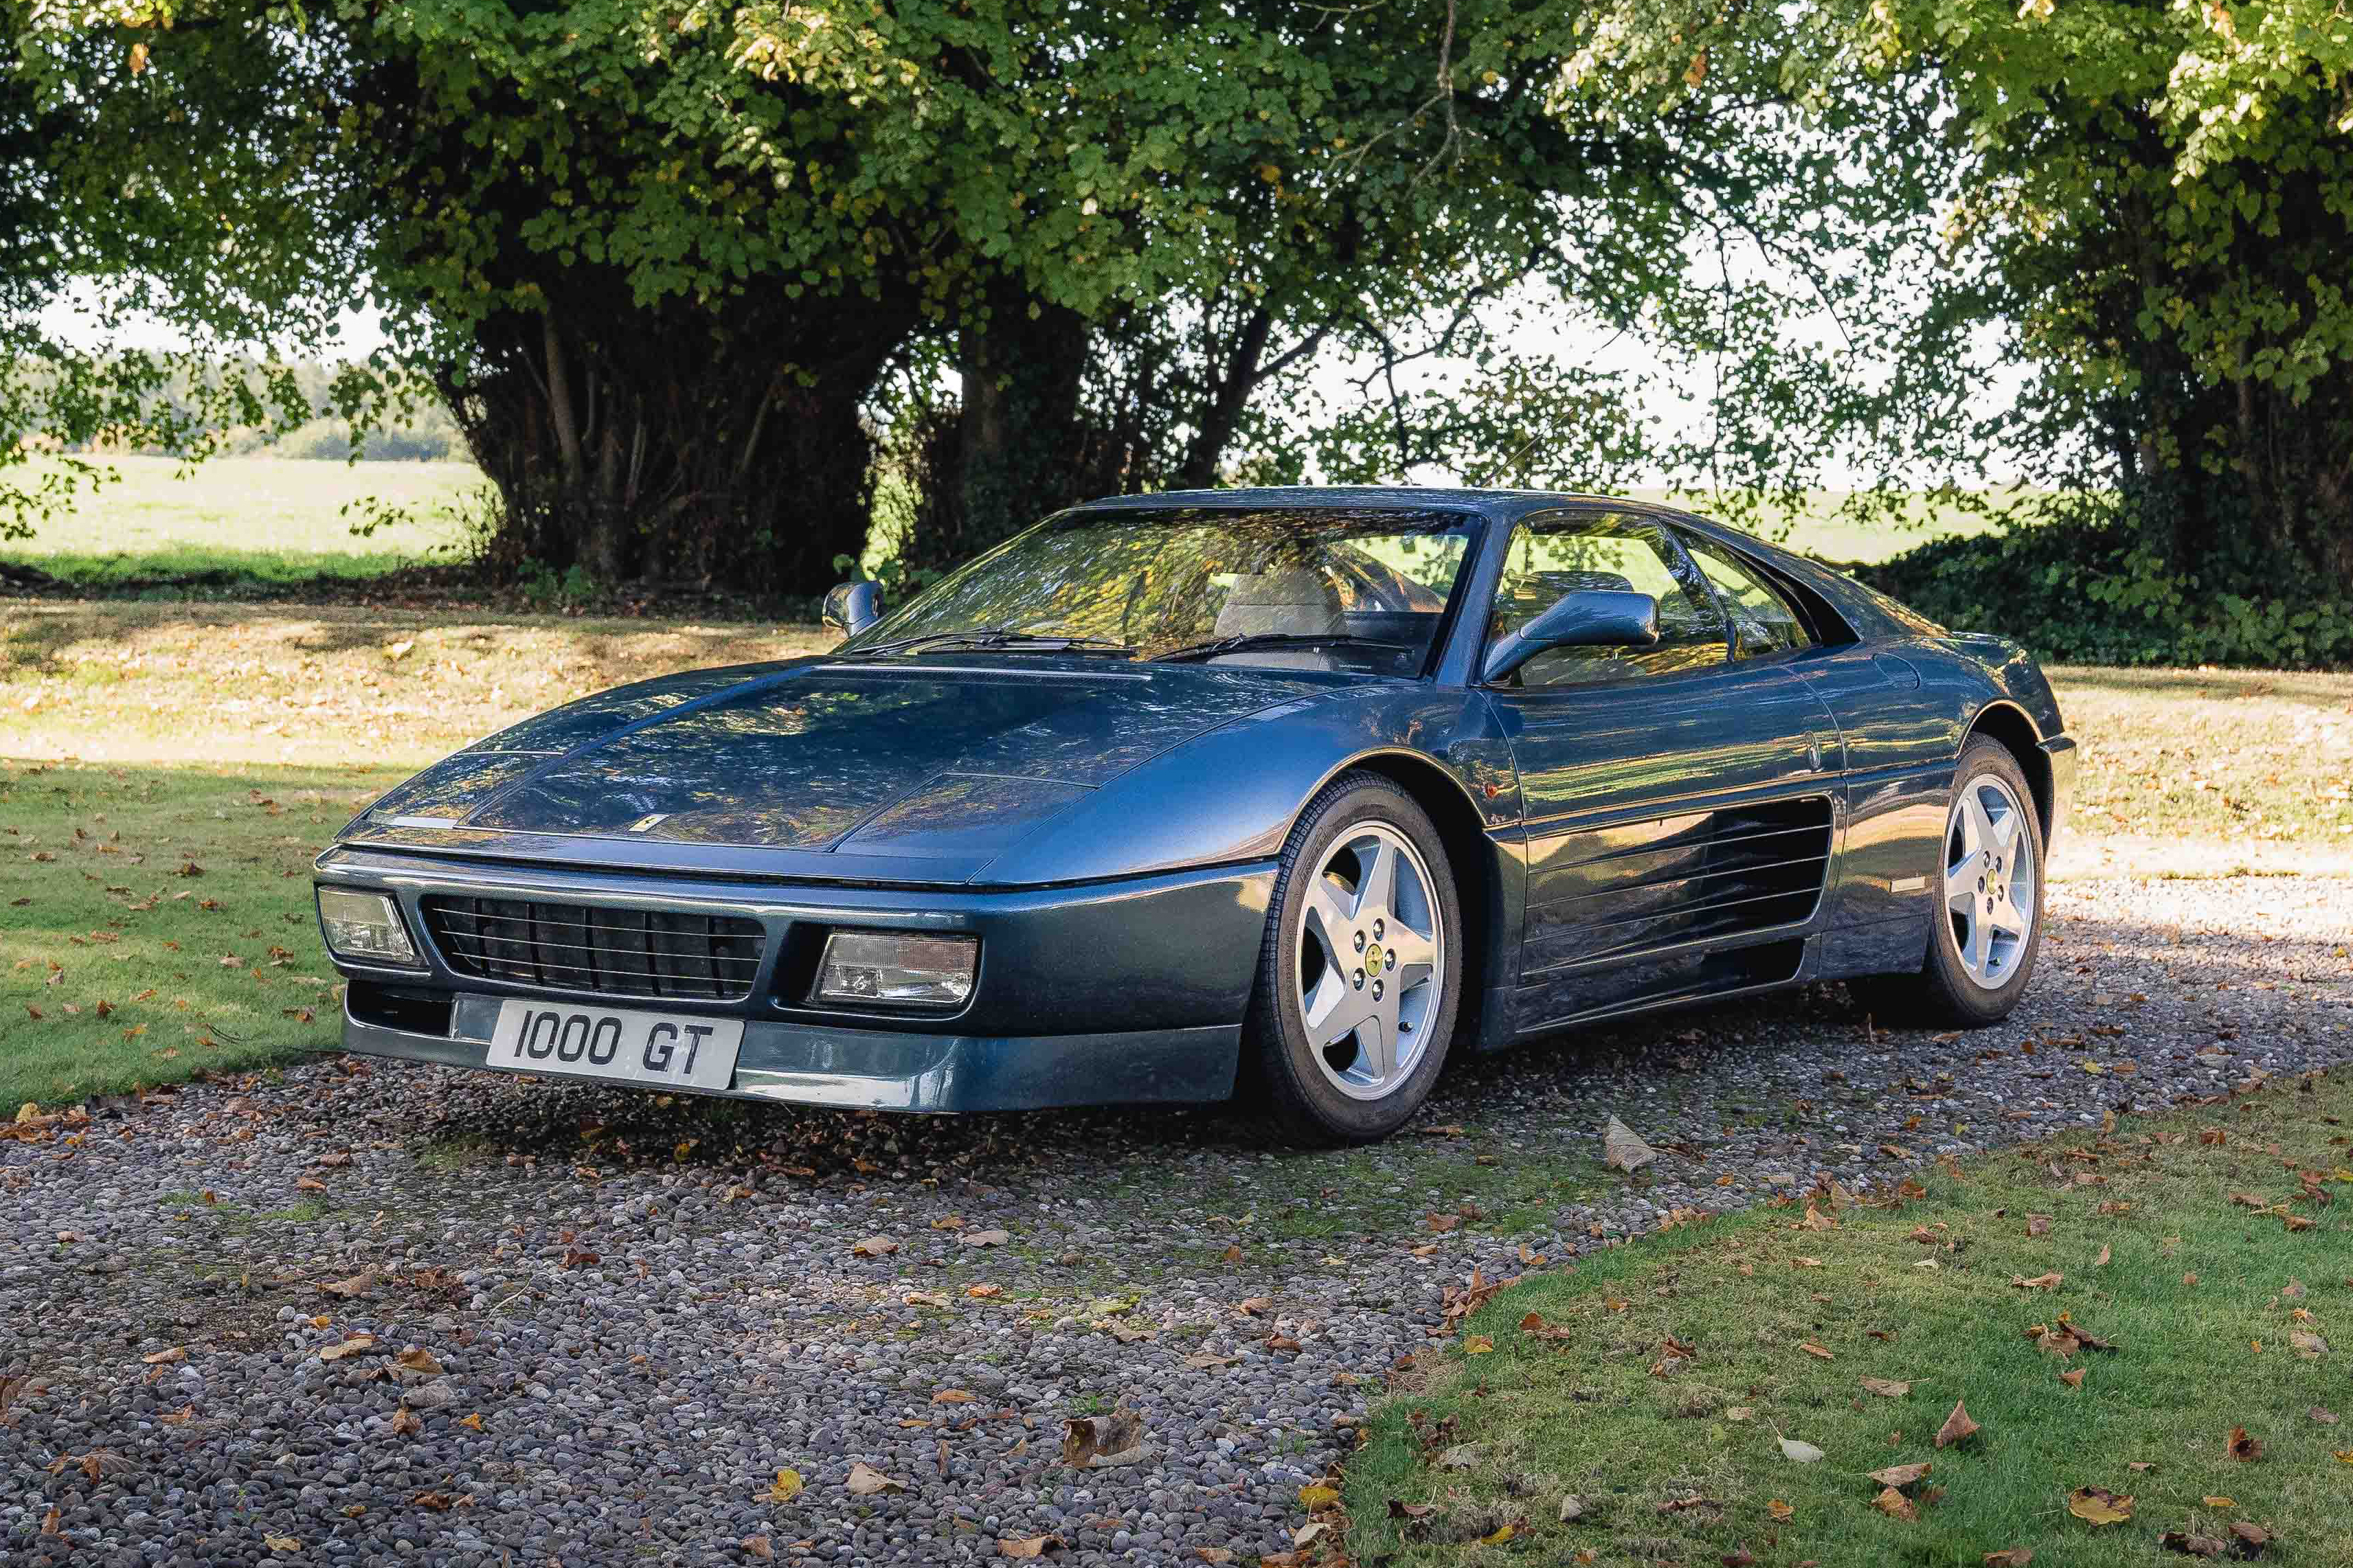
1487;512;1728;688
1685;536;1814;659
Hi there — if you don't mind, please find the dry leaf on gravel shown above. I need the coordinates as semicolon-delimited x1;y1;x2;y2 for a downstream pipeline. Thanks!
845;1462;906;1496
317;1336;374;1363
2067;1487;2134;1526
1062;1405;1147;1468
1602;1115;1658;1173
996;1536;1063;1558
903;1292;951;1310
1935;1400;1980;1448
960;1229;1010;1247
140;1347;185;1365
763;1469;803;1503
1182;1351;1241;1370
932;1389;976;1405
392;1348;442;1376
849;1236;899;1258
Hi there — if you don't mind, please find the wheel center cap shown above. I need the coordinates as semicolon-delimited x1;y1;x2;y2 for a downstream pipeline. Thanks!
1364;942;1386;977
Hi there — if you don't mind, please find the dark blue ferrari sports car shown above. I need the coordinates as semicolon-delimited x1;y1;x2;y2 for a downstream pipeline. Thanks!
315;489;2075;1143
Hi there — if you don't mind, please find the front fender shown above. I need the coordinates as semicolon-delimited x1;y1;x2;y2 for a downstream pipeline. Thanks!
976;686;1519;886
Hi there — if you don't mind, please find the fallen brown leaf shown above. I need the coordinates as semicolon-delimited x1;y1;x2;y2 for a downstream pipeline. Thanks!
1935;1400;1980;1448
996;1536;1063;1558
2067;1486;2134;1526
845;1461;907;1495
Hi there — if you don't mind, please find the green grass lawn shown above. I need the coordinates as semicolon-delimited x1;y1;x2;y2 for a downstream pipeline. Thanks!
1634;488;2019;565
5;455;486;585
1343;1073;2353;1567
0;760;396;1104
1;459;2009;590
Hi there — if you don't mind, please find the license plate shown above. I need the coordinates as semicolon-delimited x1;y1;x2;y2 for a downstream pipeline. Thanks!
485;1000;743;1092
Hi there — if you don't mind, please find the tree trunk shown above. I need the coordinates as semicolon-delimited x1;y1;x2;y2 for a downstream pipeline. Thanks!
444;287;914;599
905;284;1094;572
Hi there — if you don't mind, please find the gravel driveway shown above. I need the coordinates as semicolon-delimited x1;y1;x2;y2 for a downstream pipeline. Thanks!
5;874;2350;1567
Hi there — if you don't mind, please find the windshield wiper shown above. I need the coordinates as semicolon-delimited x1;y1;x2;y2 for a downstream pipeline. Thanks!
854;624;1134;658
1151;632;1415;663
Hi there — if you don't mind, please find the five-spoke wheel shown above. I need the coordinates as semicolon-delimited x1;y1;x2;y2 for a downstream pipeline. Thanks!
1851;735;2046;1027
1247;772;1463;1144
1945;771;2037;990
1293;822;1446;1100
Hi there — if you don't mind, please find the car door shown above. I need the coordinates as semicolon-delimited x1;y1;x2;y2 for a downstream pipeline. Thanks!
1483;509;1845;1032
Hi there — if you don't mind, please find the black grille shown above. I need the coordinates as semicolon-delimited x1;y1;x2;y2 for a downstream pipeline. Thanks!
420;896;767;1001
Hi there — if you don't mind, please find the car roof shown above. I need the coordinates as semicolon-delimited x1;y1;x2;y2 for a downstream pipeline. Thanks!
1063;485;1913;640
1068;484;1599;519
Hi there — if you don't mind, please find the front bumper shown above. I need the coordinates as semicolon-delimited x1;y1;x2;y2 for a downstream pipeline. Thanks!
316;846;1274;1111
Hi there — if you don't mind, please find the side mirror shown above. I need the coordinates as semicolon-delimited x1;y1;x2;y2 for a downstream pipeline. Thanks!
822;580;881;638
1483;589;1660;683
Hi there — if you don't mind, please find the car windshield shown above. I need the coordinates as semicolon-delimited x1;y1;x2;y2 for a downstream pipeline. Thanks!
844;506;1482;676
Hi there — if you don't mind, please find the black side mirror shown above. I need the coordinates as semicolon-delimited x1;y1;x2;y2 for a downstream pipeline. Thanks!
822;580;881;637
1483;589;1660;683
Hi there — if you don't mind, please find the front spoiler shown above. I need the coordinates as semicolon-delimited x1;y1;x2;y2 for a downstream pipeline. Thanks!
342;999;1242;1112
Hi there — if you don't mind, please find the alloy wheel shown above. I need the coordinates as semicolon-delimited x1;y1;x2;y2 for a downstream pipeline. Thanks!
1292;821;1446;1100
1945;773;2036;990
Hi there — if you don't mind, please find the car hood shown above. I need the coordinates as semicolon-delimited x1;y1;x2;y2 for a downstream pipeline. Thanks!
339;655;1341;876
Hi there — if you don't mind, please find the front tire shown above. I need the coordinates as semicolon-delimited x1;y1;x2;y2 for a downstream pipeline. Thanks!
1851;736;2045;1028
1243;772;1464;1145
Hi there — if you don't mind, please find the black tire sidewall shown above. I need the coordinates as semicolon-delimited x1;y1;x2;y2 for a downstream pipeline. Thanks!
1252;775;1464;1144
1925;740;2046;1024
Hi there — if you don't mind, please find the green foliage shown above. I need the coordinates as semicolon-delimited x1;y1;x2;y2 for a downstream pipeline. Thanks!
1869;501;2353;670
9;0;1982;589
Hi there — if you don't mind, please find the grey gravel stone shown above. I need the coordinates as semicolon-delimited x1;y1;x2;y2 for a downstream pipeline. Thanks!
3;874;2348;1564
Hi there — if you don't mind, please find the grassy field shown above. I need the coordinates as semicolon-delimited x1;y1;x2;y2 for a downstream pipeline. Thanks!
1343;1071;2353;1567
0;598;2343;1105
0;458;2007;591
5;455;488;585
1634;486;2015;564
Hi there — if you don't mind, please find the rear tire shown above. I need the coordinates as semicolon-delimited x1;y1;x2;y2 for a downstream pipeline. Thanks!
1242;771;1464;1146
1850;736;2045;1028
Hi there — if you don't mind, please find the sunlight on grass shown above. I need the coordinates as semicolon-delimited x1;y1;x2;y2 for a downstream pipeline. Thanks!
0;760;403;1105
0;602;834;766
1344;1073;2353;1567
5;455;487;583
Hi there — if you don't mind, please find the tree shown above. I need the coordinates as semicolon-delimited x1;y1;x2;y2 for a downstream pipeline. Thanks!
1;8;328;543
14;0;1971;592
1886;0;2353;594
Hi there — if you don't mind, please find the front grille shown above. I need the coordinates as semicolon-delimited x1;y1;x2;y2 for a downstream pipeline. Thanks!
420;896;767;1002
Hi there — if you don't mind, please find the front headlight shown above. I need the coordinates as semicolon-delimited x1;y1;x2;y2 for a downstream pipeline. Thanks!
812;930;978;1008
316;887;423;968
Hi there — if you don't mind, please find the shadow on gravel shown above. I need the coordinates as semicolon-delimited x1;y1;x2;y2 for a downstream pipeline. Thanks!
408;889;2353;1190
